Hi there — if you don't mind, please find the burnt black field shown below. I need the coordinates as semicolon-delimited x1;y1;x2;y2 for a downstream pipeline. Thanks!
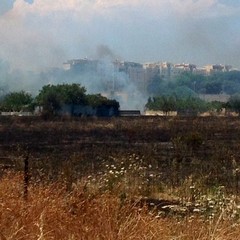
0;116;239;193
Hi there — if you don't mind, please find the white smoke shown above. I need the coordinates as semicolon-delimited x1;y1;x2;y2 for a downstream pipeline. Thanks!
1;0;240;110
1;0;240;70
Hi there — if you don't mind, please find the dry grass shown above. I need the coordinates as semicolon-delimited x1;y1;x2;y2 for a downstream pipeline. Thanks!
0;116;240;239
0;172;239;240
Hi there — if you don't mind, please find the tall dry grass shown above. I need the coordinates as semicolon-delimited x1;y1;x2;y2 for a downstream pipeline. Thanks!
0;172;239;240
0;116;240;239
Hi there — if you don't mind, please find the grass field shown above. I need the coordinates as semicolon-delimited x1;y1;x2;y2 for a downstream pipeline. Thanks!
0;116;239;239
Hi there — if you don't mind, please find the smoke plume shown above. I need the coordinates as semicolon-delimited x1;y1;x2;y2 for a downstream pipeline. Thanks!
1;0;240;111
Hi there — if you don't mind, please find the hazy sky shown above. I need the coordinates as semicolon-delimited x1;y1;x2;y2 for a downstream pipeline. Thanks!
0;0;240;71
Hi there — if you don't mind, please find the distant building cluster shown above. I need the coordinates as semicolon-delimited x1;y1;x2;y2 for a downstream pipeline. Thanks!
63;58;237;93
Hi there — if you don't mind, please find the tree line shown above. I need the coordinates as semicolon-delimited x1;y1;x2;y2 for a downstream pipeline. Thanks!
2;75;240;116
147;71;240;96
146;95;240;115
0;83;119;117
145;70;240;115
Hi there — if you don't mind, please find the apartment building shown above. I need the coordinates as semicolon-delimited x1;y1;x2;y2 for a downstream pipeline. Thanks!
63;58;98;72
159;62;172;81
63;58;237;95
204;64;232;75
169;63;196;79
194;67;208;75
142;62;172;81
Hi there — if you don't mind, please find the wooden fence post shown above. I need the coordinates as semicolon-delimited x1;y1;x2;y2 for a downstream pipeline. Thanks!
24;152;29;200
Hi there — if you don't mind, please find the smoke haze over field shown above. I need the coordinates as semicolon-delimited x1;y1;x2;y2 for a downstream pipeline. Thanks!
1;0;240;109
0;0;240;71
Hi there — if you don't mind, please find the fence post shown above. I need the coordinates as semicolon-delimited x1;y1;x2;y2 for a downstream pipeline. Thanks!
24;151;29;200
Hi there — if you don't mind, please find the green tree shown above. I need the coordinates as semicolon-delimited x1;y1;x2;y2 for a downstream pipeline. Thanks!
221;71;240;94
205;81;222;94
171;86;197;98
0;91;33;112
86;94;120;116
146;95;209;115
146;96;177;114
176;97;208;115
35;83;87;116
35;83;119;117
226;94;240;114
35;85;62;116
174;72;204;93
58;83;86;105
147;75;167;95
86;94;107;107
86;94;118;108
162;96;176;114
174;72;193;88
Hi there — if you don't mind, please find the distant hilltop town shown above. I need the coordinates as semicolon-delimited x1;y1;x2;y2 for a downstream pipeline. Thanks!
63;58;238;93
63;58;238;78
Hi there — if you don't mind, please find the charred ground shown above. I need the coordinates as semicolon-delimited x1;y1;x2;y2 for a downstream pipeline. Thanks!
0;116;239;193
